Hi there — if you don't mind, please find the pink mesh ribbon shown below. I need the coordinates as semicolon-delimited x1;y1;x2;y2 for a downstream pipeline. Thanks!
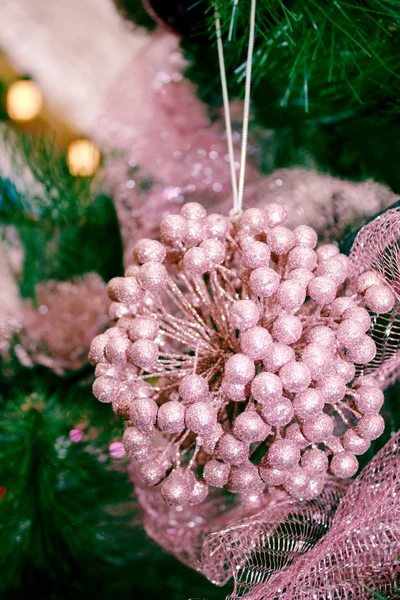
135;431;400;599
350;206;400;387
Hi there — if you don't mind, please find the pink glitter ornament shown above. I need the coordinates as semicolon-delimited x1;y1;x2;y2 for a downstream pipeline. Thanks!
91;203;387;506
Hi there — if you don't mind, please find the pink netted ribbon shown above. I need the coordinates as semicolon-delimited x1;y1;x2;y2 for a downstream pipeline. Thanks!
350;206;400;388
135;430;399;599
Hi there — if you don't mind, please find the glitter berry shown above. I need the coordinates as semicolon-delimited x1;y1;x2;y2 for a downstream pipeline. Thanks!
90;203;393;505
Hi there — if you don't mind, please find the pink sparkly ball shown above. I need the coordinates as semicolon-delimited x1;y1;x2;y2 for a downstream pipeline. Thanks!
224;354;255;384
105;337;130;364
261;397;294;426
229;463;264;493
342;430;371;454
334;357;356;381
308;276;337;306
357;270;383;293
292;389;324;419
287;267;314;286
330;451;358;478
94;362;121;379
330;297;354;319
259;463;288;486
129;339;158;370
181;202;207;220
200;238;226;264
233;411;271;443
186;402;216;434
285;423;309;448
139;460;167;486
301;448;329;474
272;315;302;345
161;469;195;506
130;397;158;433
357;414;385;440
189;479;209;505
107;276;141;303
183;217;207;246
251;372;283;403
263;342;295;372
307;326;337;352
249;267;280;298
264;203;287;227
112;393;132;420
354;387;384;414
316;244;339;262
267;439;300;470
206;213;229;239
123;426;152;459
183;218;207;247
160;214;187;243
240;207;268;234
276;280;306;310
183;246;212;276
342;306;371;331
240;326;272;360
318;256;349;284
318;375;347;403
134;239;166;264
222;380;247;402
284;467;310;498
336;320;366;348
346;336;376;364
128;316;158;341
138;261;168;292
201;423;223;454
364;284;396;314
301;343;331;381
157;400;186;433
293;225;318;248
279;361;311;393
242;240;271;269
92;376;119;403
179;374;209;404
230;299;259;331
302;414;334;443
267;226;296;255
203;460;230;488
89;334;108;364
287;246;317;271
218;434;249;466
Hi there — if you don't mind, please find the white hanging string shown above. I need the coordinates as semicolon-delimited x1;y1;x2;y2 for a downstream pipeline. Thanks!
215;0;256;217
215;9;238;212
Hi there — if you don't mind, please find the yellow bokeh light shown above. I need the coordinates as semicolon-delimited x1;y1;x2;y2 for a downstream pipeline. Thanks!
67;139;100;177
6;80;43;122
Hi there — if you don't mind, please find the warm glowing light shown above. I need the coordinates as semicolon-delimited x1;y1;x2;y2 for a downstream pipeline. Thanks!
6;80;43;122
67;139;100;177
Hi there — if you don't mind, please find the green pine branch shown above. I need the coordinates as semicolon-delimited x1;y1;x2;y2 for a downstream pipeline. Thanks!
0;383;128;598
0;129;124;298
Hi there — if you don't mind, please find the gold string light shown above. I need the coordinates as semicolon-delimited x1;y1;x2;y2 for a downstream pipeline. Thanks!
67;139;100;177
6;80;43;122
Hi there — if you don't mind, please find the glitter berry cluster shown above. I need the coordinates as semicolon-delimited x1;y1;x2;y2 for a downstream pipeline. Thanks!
90;203;394;506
